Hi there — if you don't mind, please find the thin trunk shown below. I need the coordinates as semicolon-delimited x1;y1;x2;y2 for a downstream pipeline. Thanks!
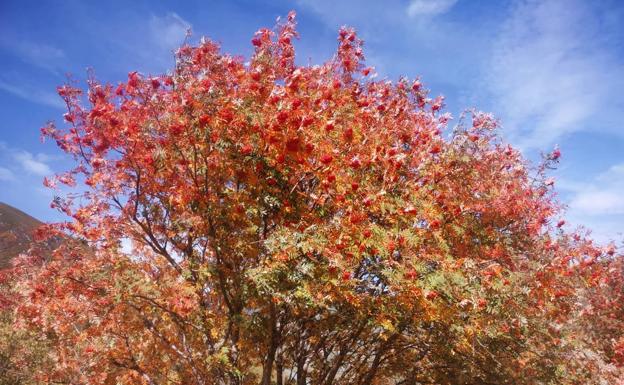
296;355;307;385
276;352;284;385
261;305;279;385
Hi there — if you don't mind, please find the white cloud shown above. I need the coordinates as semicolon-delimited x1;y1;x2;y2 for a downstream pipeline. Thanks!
571;191;624;215
407;0;459;17
567;163;624;215
295;0;489;90
0;143;55;187
0;79;65;109
16;42;65;62
559;163;624;243
484;0;624;149
13;151;53;176
0;167;15;181
0;39;66;74
114;12;192;73
297;0;399;27
149;13;191;51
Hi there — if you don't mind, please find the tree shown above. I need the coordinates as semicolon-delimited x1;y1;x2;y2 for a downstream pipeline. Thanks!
15;12;622;385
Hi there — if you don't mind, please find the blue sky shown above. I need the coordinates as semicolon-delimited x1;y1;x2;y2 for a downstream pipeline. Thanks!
0;0;622;243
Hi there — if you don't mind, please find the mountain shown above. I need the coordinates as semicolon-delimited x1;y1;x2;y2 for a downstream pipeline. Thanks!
0;202;42;268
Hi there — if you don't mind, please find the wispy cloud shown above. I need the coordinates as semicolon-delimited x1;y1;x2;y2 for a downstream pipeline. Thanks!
0;142;54;182
295;0;490;88
483;0;624;149
558;162;624;242
149;12;191;51
296;0;404;31
0;142;61;219
567;163;624;215
407;0;458;17
118;12;191;73
13;151;53;176
0;38;66;75
0;78;65;109
0;167;15;181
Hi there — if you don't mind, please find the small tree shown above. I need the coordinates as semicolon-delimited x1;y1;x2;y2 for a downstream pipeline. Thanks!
16;12;622;385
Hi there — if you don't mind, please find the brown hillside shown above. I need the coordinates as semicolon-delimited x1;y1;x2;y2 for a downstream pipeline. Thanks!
0;202;42;268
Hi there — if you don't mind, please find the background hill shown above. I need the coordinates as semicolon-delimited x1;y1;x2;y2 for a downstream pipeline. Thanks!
0;202;42;268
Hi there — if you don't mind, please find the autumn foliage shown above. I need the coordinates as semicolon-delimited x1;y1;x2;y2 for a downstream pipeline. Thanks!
3;12;624;385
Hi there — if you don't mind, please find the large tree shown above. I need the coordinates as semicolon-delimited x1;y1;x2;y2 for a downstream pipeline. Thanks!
13;12;623;385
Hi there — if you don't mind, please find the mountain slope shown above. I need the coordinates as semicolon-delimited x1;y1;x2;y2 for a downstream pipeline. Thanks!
0;202;42;268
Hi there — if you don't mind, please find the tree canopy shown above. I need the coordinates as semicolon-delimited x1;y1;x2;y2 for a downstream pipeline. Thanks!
4;12;623;385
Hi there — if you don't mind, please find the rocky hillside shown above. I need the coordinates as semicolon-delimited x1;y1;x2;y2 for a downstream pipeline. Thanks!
0;203;42;268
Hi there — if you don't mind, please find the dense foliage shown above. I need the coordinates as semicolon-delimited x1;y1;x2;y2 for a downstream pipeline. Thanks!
2;12;623;385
